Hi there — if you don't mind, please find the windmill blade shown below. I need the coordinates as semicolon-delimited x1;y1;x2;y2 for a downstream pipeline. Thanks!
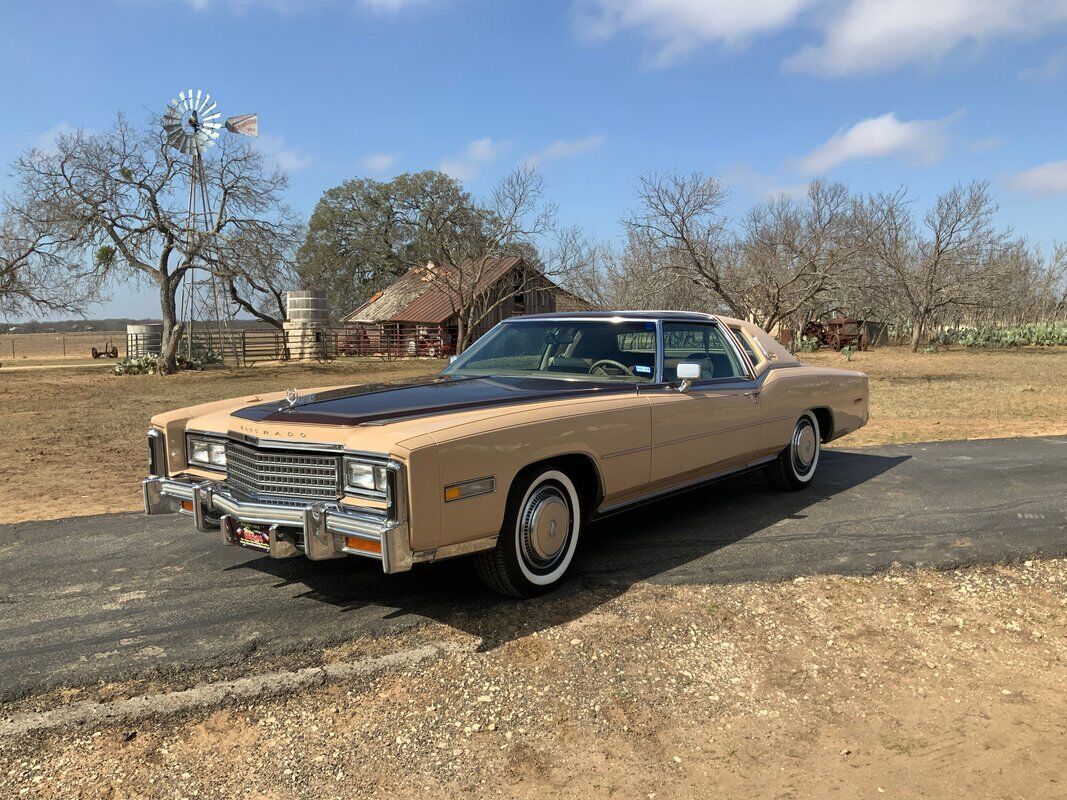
224;113;259;137
195;89;203;111
202;101;217;116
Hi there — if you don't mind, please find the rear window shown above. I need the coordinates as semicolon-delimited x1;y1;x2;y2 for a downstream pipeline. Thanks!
730;326;764;365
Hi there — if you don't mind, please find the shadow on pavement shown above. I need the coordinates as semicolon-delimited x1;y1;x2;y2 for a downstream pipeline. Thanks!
231;449;908;649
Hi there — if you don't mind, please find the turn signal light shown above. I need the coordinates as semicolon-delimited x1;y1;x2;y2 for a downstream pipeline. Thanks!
181;500;194;512
345;536;382;555
444;476;496;502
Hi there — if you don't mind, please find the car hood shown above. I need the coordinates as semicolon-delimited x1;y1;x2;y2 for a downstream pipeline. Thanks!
229;374;637;427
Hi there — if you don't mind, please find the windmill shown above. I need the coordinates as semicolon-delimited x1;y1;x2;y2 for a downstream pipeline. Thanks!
163;90;258;359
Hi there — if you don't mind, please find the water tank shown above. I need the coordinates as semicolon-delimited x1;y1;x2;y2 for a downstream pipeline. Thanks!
287;289;330;324
127;323;163;357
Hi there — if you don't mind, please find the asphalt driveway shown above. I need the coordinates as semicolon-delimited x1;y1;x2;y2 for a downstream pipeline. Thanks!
1;436;1064;697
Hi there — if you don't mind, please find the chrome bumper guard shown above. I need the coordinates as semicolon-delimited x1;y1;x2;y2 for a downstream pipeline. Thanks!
142;476;414;574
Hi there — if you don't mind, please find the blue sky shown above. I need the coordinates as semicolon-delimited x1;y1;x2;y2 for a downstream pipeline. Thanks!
3;0;1067;318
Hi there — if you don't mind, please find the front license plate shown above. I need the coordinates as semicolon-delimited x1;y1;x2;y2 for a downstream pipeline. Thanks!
235;523;271;551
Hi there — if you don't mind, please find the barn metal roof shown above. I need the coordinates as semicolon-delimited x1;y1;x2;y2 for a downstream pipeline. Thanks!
344;257;526;325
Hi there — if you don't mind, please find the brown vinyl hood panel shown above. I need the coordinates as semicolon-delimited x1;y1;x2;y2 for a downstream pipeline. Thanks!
229;375;637;427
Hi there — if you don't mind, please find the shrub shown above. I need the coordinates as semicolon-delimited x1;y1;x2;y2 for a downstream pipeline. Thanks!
113;351;217;375
929;323;1067;349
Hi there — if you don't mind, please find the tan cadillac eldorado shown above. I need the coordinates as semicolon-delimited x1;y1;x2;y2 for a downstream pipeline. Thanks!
143;311;869;596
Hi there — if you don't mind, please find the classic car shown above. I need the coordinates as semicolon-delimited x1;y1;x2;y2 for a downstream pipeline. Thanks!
143;311;869;596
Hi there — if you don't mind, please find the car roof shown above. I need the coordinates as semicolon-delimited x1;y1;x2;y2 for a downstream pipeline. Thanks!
509;310;719;322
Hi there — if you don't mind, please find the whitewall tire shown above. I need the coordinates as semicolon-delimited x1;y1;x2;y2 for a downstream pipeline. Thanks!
764;411;821;491
475;468;581;597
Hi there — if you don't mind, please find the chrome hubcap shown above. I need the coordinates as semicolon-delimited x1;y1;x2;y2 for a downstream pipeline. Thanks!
793;421;817;473
519;485;570;568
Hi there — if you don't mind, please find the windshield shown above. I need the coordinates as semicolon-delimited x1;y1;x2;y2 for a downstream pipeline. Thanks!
443;320;658;383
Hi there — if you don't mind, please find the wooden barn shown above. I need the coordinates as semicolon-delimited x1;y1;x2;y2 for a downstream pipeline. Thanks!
341;257;594;357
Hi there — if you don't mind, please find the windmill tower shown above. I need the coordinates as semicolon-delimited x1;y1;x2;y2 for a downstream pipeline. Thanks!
163;90;258;360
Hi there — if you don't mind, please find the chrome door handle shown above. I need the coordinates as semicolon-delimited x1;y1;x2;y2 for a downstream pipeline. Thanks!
743;390;760;402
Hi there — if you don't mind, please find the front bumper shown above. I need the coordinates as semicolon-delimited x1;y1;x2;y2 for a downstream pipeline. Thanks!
143;475;415;573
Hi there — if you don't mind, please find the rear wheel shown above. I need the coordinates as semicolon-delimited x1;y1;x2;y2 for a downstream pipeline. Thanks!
764;412;821;491
475;467;581;598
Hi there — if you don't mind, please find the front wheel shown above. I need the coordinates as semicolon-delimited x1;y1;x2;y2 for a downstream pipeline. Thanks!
475;467;581;597
764;412;821;491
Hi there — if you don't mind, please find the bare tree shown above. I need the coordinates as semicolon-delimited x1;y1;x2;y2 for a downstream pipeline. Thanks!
209;214;303;329
567;235;697;311
0;203;98;317
416;166;564;352
736;180;868;332
990;240;1067;325
863;182;1009;351
11;115;290;372
625;172;748;317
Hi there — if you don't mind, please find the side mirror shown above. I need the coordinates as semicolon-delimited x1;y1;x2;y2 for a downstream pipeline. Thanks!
674;362;700;393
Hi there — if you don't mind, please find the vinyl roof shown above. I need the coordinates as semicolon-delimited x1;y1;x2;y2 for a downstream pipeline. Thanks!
512;310;719;321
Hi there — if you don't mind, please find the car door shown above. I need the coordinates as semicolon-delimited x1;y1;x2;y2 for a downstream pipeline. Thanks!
644;321;762;485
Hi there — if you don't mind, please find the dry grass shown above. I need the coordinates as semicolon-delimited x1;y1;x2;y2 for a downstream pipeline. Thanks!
0;331;127;362
801;346;1067;446
0;358;446;523
1;347;1064;524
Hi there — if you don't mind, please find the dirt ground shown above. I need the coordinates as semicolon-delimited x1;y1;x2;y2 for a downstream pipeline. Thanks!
1;347;1065;524
2;559;1064;799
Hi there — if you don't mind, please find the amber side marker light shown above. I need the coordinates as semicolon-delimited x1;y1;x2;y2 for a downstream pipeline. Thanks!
181;500;194;513
345;536;382;555
444;476;496;502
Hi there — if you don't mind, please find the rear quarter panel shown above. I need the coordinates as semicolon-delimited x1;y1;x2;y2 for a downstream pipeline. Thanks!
759;365;869;455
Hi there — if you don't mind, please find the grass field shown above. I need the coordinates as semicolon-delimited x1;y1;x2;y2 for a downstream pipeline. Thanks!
1;347;1064;524
0;330;128;362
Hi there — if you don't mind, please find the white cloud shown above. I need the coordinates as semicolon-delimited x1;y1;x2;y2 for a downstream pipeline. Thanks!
574;0;1067;75
718;163;808;200
35;122;80;152
524;134;605;167
969;136;1005;153
360;152;398;172
1008;160;1067;195
1018;50;1067;81
440;137;510;181
786;0;1067;76
360;0;434;9
575;0;816;65
796;112;955;174
256;134;312;173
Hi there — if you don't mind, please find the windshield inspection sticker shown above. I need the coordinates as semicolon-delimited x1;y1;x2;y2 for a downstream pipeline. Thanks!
634;365;652;374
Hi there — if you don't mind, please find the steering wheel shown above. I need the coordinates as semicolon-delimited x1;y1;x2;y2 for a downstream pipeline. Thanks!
589;358;633;377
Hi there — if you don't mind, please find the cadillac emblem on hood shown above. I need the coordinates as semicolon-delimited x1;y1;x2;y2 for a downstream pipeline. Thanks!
284;387;300;408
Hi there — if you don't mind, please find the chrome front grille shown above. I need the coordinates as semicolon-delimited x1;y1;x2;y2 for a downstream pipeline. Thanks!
225;441;341;500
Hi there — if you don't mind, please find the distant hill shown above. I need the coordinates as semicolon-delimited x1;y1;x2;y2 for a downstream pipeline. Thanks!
2;318;278;334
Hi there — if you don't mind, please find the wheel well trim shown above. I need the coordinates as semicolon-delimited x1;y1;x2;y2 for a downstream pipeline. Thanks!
503;451;605;518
